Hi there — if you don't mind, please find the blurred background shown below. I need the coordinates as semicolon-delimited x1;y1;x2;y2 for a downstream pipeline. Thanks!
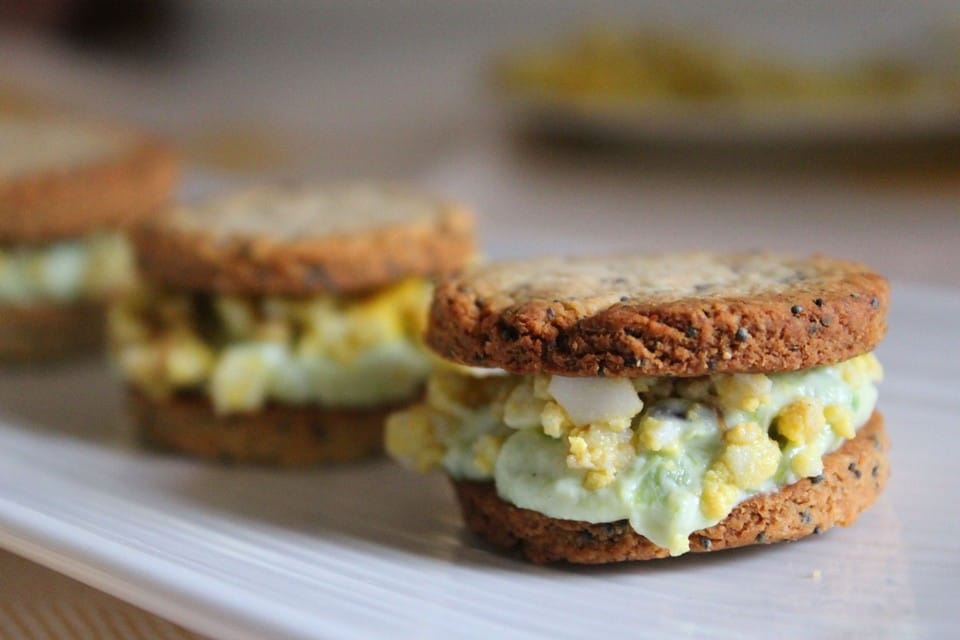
1;0;958;277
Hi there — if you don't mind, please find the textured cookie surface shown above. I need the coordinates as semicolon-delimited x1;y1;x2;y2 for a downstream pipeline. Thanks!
130;389;414;465
0;116;177;242
132;183;476;295
429;252;888;377
0;118;125;178
454;411;888;564
0;302;104;362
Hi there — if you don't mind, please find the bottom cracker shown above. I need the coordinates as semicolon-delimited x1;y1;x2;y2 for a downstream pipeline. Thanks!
131;389;418;466
0;302;104;362
453;411;889;564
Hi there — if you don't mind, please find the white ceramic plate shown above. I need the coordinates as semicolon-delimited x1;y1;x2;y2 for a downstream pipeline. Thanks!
0;283;956;640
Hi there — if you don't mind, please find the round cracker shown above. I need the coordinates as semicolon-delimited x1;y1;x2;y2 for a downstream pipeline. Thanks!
428;252;888;376
131;183;476;295
130;388;419;465
0;116;177;242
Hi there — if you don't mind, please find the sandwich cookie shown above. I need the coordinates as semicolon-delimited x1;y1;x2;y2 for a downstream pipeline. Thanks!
0;115;176;360
386;252;889;563
111;183;475;465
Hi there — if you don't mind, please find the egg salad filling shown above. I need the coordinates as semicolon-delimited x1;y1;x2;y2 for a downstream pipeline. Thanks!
109;278;433;414
0;233;135;306
386;353;882;555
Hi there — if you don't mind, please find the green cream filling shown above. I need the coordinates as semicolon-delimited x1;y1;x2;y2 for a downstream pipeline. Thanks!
386;354;882;555
207;340;430;412
0;232;135;305
110;278;433;413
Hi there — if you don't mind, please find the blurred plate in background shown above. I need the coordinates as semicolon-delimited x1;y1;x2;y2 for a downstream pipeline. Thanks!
497;25;960;143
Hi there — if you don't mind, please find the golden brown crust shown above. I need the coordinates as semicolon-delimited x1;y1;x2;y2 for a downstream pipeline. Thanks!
0;302;104;361
130;389;418;465
0;136;177;243
428;253;889;376
130;184;476;295
453;411;888;564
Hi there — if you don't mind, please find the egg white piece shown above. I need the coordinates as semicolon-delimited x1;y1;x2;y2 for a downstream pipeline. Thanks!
547;376;643;427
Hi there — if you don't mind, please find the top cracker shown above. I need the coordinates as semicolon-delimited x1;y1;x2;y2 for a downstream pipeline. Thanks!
132;183;476;295
0;115;177;243
427;252;889;377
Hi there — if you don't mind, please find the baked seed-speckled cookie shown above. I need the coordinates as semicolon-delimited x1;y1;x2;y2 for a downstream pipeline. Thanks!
0;115;177;362
386;251;890;564
113;182;476;465
428;252;888;377
454;412;889;564
0;116;177;243
131;183;475;295
131;389;404;465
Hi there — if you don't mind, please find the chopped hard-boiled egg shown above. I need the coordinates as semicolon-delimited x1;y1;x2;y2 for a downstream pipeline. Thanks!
775;398;826;444
547;376;643;427
713;373;773;413
210;342;285;413
110;277;433;413
0;232;135;305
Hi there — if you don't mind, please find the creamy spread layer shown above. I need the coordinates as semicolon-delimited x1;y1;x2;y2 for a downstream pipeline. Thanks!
0;233;135;305
386;354;882;555
109;278;433;413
